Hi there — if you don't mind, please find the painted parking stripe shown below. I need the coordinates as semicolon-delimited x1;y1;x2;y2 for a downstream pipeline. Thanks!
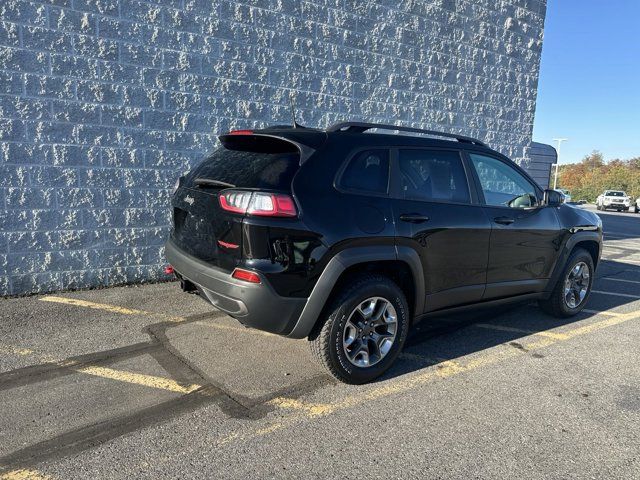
604;231;639;238
40;295;275;339
0;343;202;394
0;469;51;480
268;397;334;417
74;365;201;394
600;277;640;285
582;308;622;317
0;345;35;356
474;323;569;340
39;296;185;322
591;290;640;299
217;307;640;446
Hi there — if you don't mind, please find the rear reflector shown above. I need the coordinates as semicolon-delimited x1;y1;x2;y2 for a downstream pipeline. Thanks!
219;190;297;217
232;268;261;284
228;129;254;135
217;239;239;249
164;265;174;274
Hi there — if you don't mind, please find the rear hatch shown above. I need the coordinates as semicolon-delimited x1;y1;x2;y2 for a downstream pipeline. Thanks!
170;135;301;272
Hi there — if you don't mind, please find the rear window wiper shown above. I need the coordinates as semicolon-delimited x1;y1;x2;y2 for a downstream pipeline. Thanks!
193;178;236;188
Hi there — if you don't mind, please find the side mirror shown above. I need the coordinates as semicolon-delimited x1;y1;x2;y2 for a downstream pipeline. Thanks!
543;189;563;207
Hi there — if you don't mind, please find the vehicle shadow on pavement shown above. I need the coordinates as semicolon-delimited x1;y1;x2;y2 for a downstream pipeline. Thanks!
380;257;640;382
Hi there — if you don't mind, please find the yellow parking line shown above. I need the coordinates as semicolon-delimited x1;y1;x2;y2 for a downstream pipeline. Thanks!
564;311;637;338
39;296;185;322
600;277;640;285
582;308;621;317
0;342;200;395
0;345;35;356
268;397;334;417
399;352;441;363
474;323;569;340
591;290;640;299
218;307;640;446
605;231;638;238
0;469;51;480
73;365;201;394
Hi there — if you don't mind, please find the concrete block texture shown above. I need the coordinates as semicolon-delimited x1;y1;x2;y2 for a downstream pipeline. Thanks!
0;0;547;295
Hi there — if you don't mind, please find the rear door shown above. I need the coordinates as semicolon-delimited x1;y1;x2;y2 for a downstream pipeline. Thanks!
391;148;492;313
171;139;301;272
466;152;561;298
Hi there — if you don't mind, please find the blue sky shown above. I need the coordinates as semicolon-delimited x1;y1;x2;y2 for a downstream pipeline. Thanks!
532;0;640;164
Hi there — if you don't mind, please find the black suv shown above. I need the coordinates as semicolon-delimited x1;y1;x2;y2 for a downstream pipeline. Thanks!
165;122;602;384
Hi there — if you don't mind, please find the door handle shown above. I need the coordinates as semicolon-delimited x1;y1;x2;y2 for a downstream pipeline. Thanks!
400;213;430;223
494;216;515;225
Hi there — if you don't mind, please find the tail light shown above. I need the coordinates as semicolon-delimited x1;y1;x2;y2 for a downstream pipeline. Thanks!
232;268;261;283
219;190;297;217
164;265;174;274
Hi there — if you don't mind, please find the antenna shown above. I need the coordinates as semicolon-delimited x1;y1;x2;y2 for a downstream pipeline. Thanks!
289;93;301;129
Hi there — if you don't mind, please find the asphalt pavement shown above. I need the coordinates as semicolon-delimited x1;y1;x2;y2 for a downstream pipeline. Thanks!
0;204;638;479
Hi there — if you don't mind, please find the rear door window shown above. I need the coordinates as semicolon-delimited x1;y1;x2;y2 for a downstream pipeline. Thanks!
190;148;300;190
339;149;390;194
398;149;470;203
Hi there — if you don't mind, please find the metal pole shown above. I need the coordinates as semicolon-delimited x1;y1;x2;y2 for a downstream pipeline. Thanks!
552;138;568;190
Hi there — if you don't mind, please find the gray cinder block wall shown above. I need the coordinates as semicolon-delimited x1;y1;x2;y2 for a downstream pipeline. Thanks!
0;0;547;295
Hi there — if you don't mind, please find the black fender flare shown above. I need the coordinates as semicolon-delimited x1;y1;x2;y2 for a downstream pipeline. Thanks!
286;245;425;339
545;230;602;294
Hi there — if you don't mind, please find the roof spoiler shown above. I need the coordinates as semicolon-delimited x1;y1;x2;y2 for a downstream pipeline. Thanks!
219;130;316;164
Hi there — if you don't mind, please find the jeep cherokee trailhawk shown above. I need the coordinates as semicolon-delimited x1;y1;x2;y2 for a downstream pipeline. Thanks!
165;122;603;384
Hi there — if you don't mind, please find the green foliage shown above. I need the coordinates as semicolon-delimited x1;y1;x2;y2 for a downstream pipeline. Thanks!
555;151;640;202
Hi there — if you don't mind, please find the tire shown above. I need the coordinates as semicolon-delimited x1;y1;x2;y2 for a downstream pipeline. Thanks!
538;248;594;318
309;274;409;384
634;205;639;214
596;204;601;211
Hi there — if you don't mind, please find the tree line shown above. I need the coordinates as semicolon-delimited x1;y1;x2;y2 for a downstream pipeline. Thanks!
555;151;640;202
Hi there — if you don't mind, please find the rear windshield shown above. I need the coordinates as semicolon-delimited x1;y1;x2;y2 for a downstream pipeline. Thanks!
190;148;300;190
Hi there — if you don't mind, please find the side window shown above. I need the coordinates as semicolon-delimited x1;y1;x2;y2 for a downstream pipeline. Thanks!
339;149;390;194
469;153;538;209
398;149;470;203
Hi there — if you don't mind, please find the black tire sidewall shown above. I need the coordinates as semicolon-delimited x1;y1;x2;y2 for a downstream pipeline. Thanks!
556;250;594;316
327;280;409;384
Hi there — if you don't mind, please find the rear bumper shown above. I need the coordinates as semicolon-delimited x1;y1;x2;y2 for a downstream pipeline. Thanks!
165;238;306;336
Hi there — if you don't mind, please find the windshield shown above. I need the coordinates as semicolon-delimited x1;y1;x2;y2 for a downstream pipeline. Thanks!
605;191;626;197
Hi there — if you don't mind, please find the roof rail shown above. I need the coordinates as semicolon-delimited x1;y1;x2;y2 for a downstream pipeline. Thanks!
326;122;487;147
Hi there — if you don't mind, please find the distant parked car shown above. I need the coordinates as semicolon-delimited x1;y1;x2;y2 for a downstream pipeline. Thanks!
596;190;631;212
555;189;572;203
634;197;640;213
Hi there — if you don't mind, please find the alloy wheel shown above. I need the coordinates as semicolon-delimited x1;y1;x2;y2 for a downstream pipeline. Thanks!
563;261;590;309
343;297;397;368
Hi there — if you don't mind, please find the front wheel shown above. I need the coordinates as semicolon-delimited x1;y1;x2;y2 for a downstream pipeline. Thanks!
309;274;409;384
539;248;594;318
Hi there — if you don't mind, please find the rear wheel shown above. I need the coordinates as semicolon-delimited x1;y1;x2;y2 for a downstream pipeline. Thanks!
309;274;409;384
539;248;594;318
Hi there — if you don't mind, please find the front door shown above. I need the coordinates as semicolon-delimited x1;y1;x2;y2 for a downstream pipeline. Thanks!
466;152;562;299
392;148;492;313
